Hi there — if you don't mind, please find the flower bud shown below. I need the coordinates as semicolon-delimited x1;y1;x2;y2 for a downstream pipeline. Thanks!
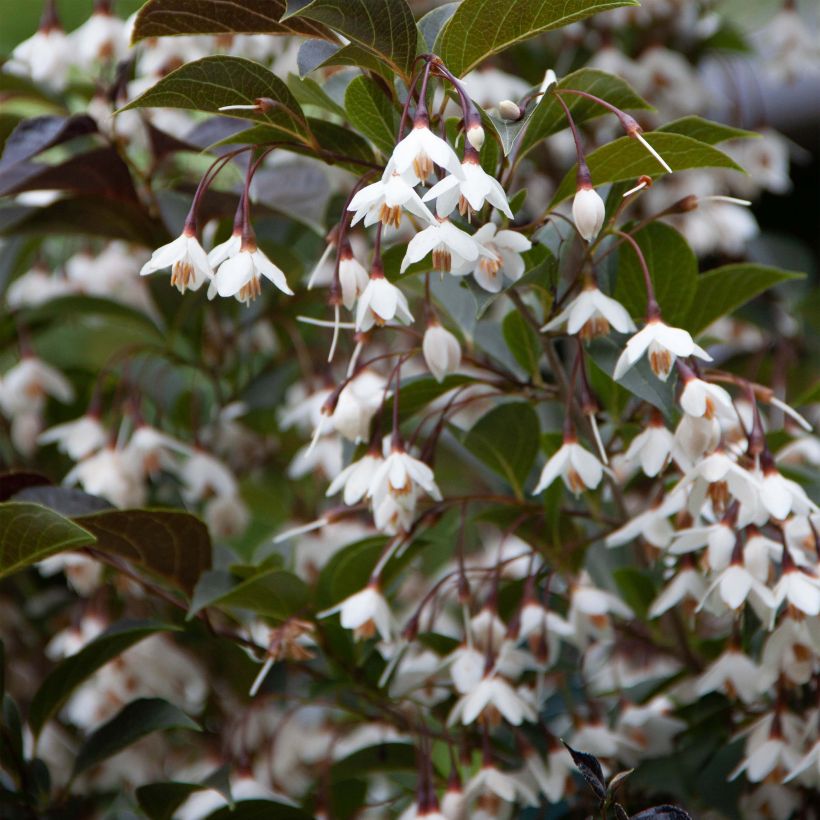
498;99;523;121
466;123;485;151
572;185;606;242
422;322;461;382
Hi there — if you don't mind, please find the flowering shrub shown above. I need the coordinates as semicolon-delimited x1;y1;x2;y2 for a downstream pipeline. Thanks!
0;0;818;817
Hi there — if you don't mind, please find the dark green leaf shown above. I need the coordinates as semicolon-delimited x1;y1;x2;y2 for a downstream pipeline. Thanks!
550;133;743;205
383;373;474;424
462;402;540;497
204;800;312;820
0;502;95;580
502;310;541;375
418;2;458;50
331;743;415;781
613;222;697;326
73;698;200;777
76;509;212;598
189;568;308;620
344;75;399;156
683;263;804;335
137;782;202;820
29;620;178;736
657;116;757;145
123;56;311;144
284;0;418;78
435;0;640;76
613;567;656;619
317;536;386;608
132;0;338;42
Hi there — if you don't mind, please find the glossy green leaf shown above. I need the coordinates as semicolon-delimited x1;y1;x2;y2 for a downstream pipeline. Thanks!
684;263;804;335
132;0;338;42
286;74;346;118
73;698;200;777
550;133;743;205
435;0;640;76
76;509;212;598
189;568;308;620
0;502;95;579
613;222;697;326
204;800;312;820
331;743;415;780
462;402;540;496
418;2;458;50
383;373;474;424
283;0;418;78
344;75;399;156
316;536;386;607
502;310;541;375
137;782;203;820
122;56;311;144
29;621;177;736
657;116;757;145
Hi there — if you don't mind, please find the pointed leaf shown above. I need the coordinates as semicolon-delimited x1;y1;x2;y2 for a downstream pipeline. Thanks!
435;0;640;76
189;568;308;620
73;698;200;777
344;75;399;156
204;800;312;820
0;502;95;580
0;115;97;170
502;310;541;376
562;740;607;801
657;116;757;145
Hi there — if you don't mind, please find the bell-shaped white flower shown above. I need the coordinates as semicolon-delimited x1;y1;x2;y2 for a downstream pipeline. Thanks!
613;319;712;382
758;457;818;520
176;449;238;502
447;673;537;726
541;284;635;340
355;270;414;332
71;5;128;68
624;414;673;477
348;169;434;228
422;156;512;218
772;563;820;617
331;370;387;443
572;185;606;242
422;322;461;382
338;247;369;310
456;223;532;293
695;647;762;704
326;452;383;506
38;414;107;461
318;583;396;642
401;218;489;274
533;436;603;496
679;376;735;419
64;446;146;508
8;22;71;89
369;447;442;504
210;237;292;305
606;490;685;549
648;564;707;617
387;122;461;182
0;356;74;418
207;229;242;269
140;228;212;294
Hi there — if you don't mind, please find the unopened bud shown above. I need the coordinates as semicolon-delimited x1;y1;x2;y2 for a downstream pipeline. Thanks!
498;99;524;121
669;194;699;213
572;185;606;242
466;123;485;151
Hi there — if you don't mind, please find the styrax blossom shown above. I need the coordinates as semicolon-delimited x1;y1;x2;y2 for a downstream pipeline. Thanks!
400;218;490;274
623;412;673;477
465;763;538;806
606;490;685;549
387;121;462;182
326;452;382;506
0;356;74;416
330;371;387;443
64;446;146;509
211;236;293;305
541;284;635;340
679;375;735;419
337;245;369;309
447;673;537;726
71;1;128;68
771;561;820;617
355;268;414;331
695;647;762;704
422;321;462;382
613;318;712;381
177;449;238;502
648;562;707;617
456;223;532;293
572;185;606;241
369;447;442;505
422;154;513;218
38;414;107;461
7;6;70;89
757;454;819;520
318;582;396;641
140;227;212;294
207;228;242;270
348;169;433;228
533;436;604;496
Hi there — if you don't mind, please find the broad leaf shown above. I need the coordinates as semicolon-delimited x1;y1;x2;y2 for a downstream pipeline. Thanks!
462;402;540;497
189;568;308;620
13;486;112;517
0;115;97;171
287;74;346;118
435;0;640;76
344;75;399;156
684;263;804;335
123;57;311;144
0;502;95;580
0;472;50;502
331;743;415;780
73;698;200;777
29;621;177;736
132;0;338;42
137;782;203;820
502;310;541;376
284;0;418;79
657;116;757;145
75;509;212;598
613;222;697;326
382;373;474;424
418;3;458;50
630;807;692;820
204;800;312;820
550;133;743;205
316;536;387;607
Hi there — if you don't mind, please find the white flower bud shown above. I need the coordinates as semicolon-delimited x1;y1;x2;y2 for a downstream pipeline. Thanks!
466;123;485;151
422;322;462;382
572;185;606;242
498;99;523;121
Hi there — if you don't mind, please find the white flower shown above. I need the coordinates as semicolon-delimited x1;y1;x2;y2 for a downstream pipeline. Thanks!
447;674;537;726
8;27;71;89
613;319;712;381
456;223;532;293
348;169;434;228
355;273;413;332
541;285;635;340
318;583;396;641
758;461;818;520
369;448;442;504
695;648;762;704
700;562;776;613
572;186;606;241
401;218;489;274
465;764;538;806
771;566;820;617
140;229;212;293
210;241;292;304
326;453;383;506
422;322;461;382
0;357;74;417
422;159;512;218
679;377;735;419
204;494;249;539
387;123;461;182
71;7;128;68
6;266;75;308
338;249;369;310
331;370;386;443
207;229;242;269
38;415;107;461
624;416;673;477
648;565;706;617
64;446;146;508
177;450;238;502
533;438;603;496
606;490;685;549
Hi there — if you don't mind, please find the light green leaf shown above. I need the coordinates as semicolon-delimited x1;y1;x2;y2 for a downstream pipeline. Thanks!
418;3;458;50
29;621;178;736
684;263;804;335
550;132;743;205
462;402;540;496
502;310;541;376
657;116;758;145
122;56;311;144
613;222;697;326
287;74;346;118
73;698;200;777
131;0;338;42
189;568;308;620
435;0;640;76
344;75;399;156
283;0;418;79
0;502;95;579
